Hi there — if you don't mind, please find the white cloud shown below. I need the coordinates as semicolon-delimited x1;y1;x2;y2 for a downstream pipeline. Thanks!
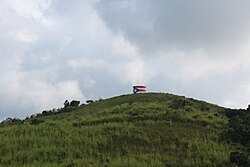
16;31;37;43
111;35;138;57
0;0;145;119
82;78;96;88
2;0;250;120
8;0;54;27
67;58;105;70
113;59;147;85
95;0;250;108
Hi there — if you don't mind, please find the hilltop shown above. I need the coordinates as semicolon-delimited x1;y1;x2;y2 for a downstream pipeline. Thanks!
0;93;248;166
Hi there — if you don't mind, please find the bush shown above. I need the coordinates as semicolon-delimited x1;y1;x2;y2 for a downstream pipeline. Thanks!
230;151;250;167
30;119;45;125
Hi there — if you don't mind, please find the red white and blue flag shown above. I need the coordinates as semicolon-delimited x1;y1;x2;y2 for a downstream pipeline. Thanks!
133;86;146;94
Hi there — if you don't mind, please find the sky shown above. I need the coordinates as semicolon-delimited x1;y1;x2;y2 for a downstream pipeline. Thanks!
1;0;250;120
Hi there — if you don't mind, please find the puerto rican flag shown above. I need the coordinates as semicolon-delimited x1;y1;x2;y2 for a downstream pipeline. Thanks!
133;86;146;94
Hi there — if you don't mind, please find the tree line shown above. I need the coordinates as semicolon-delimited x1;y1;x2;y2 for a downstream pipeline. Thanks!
221;106;250;166
0;99;98;125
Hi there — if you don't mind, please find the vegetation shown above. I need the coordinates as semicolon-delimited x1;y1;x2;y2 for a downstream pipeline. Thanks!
220;107;250;166
0;93;240;166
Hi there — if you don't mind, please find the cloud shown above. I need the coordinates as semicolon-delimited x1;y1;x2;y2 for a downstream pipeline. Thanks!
96;0;250;52
0;52;84;119
95;0;250;108
67;58;106;71
0;0;84;119
1;0;250;120
0;0;146;120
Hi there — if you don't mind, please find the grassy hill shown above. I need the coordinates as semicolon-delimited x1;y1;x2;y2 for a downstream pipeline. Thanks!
0;93;238;166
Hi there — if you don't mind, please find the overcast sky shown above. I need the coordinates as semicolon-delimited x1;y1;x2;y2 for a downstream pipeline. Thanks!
1;0;250;120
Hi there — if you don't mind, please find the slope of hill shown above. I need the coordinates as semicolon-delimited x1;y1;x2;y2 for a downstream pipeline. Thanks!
0;93;232;166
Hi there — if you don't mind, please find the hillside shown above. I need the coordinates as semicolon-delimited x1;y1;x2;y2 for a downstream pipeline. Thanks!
0;93;238;166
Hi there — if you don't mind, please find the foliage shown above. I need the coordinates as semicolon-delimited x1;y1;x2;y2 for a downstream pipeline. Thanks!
0;93;231;166
221;108;250;166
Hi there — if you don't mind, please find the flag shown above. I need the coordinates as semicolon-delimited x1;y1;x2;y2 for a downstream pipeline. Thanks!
133;86;146;94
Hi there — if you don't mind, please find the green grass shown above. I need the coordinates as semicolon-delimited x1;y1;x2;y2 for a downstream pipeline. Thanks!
0;93;232;166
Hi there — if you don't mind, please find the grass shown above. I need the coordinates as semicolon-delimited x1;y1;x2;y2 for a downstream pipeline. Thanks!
0;93;232;166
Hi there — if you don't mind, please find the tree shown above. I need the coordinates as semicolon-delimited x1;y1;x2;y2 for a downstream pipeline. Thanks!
86;100;94;104
70;100;80;107
230;151;250;167
64;100;70;108
247;104;250;112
